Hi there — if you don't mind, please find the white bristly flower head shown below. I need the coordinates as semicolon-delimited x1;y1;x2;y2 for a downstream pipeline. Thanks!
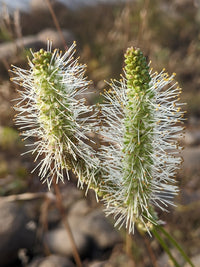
11;41;99;189
99;47;185;234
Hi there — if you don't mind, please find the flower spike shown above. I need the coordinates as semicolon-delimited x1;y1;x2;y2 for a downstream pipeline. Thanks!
11;41;99;189
99;47;185;233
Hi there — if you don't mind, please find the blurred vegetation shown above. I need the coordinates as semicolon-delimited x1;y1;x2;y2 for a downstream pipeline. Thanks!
21;0;200;114
0;126;22;150
0;0;199;266
0;126;28;196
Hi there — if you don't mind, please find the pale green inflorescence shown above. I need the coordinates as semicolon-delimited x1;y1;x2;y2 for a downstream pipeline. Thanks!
34;52;66;145
11;42;99;189
122;48;156;227
32;48;76;169
99;47;184;233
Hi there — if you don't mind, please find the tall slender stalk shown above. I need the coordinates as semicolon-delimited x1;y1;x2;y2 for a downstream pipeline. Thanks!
52;173;82;267
45;0;68;49
143;234;158;267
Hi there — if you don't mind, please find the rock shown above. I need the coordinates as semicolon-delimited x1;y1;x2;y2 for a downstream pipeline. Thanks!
184;254;200;267
0;29;74;61
37;28;74;48
174;0;196;10
181;129;200;146
88;261;107;267
28;255;75;267
30;0;56;12
30;0;68;12
44;226;89;257
180;146;200;175
0;36;43;60
68;208;122;249
47;185;82;227
157;249;185;267
180;189;200;205
57;184;83;210
0;198;38;266
68;199;91;216
188;116;200;127
45;199;121;257
80;210;122;249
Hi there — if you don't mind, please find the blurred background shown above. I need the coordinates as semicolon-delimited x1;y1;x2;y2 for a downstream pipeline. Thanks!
0;0;200;266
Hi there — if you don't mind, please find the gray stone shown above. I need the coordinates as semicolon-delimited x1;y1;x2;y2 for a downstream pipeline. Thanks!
157;250;185;267
0;29;74;60
44;225;89;257
0;199;38;266
56;184;83;210
88;261;107;267
47;186;83;226
30;0;56;12
180;189;200;205
0;36;43;60
180;146;200;175
181;129;200;146
37;28;74;48
188;116;200;127
184;254;200;267
68;209;122;249
28;255;75;267
68;199;91;216
81;210;122;249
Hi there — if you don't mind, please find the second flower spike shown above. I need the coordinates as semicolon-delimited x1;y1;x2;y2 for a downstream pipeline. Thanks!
99;47;185;234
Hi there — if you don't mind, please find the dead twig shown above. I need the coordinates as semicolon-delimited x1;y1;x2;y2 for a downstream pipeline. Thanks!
45;0;68;50
143;234;159;267
52;178;83;267
0;192;55;202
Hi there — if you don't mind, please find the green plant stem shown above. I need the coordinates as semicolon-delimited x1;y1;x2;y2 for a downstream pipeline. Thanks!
152;227;180;267
156;225;194;267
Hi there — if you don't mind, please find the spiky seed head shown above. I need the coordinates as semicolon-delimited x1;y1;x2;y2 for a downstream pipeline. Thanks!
99;47;185;234
11;41;99;189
